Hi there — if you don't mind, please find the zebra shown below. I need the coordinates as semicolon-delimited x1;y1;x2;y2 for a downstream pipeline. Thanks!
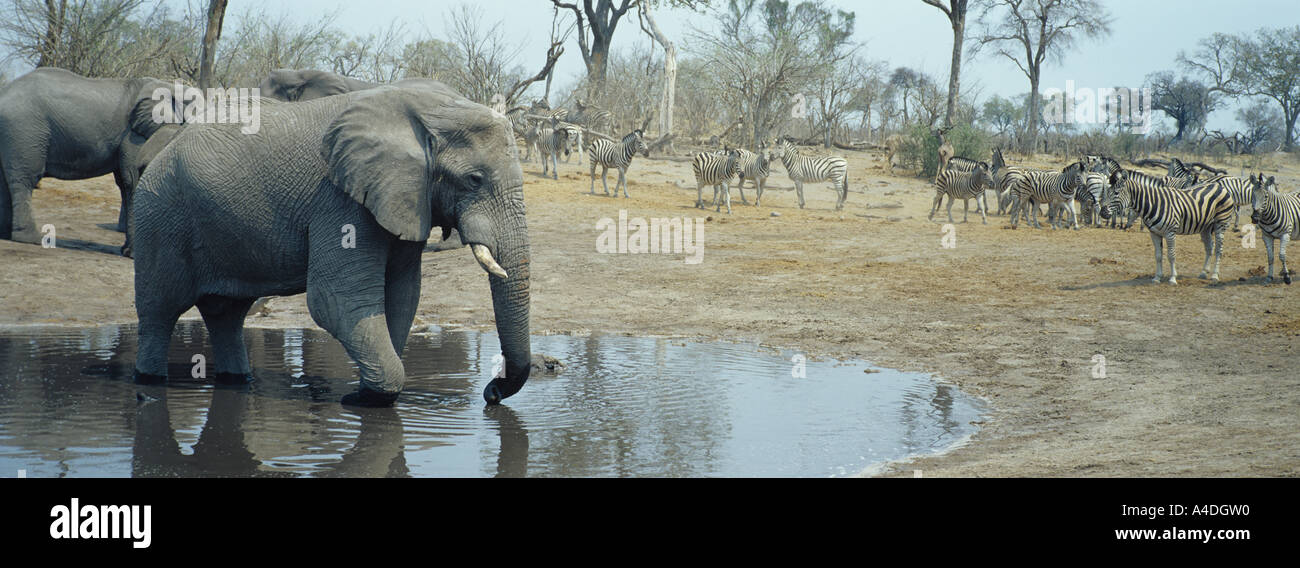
1076;172;1110;228
1195;174;1253;231
574;98;614;133
693;148;743;214
930;162;993;224
991;148;1033;218
1105;169;1190;231
1102;169;1236;284
1009;161;1084;229
775;139;849;211
538;119;580;180
1249;173;1300;284
588;129;648;198
945;156;985;173
738;144;776;206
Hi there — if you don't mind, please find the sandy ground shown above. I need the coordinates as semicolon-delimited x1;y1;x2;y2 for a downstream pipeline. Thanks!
2;146;1297;477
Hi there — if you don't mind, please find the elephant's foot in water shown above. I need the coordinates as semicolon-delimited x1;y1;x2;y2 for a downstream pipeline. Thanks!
342;387;401;408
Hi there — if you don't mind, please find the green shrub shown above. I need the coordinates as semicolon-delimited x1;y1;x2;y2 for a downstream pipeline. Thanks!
897;123;992;178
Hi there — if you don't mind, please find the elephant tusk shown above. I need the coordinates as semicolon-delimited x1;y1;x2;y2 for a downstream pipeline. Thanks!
471;244;509;279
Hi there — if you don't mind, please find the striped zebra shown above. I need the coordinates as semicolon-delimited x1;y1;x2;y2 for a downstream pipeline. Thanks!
539;119;580;180
693;148;743;213
574;99;614;133
1076;172;1110;228
1249;174;1300;284
930;162;993;224
991;148;1032;218
1009;161;1084;230
1102;169;1236;284
775;139;849;210
738;145;776;206
1195;174;1253;231
588;129;648;198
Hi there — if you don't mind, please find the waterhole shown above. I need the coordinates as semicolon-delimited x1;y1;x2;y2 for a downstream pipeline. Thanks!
0;322;986;477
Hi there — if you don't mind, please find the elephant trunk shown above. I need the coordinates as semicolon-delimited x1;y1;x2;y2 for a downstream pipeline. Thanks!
461;201;531;404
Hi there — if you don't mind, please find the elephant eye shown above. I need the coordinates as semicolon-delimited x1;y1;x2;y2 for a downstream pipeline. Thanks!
467;171;485;189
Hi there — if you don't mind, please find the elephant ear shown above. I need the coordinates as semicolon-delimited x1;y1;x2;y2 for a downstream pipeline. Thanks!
321;89;448;242
129;82;181;138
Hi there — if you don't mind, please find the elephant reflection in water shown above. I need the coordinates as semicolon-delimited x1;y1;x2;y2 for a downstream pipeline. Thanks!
131;386;408;477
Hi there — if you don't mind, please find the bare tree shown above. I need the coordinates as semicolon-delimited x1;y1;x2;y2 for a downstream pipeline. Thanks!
921;0;968;129
550;0;635;88
197;0;225;90
640;1;676;150
1181;27;1300;151
970;0;1112;153
696;0;857;147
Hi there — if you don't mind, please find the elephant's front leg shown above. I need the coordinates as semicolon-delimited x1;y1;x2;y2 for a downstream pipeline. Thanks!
384;240;425;356
308;238;406;407
2;178;40;243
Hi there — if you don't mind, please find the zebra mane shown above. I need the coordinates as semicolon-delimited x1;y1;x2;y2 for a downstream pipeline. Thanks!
1117;168;1173;188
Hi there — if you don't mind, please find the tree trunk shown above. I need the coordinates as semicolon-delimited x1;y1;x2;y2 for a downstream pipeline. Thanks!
198;0;228;91
943;2;967;128
642;5;675;154
38;0;66;67
1025;74;1041;155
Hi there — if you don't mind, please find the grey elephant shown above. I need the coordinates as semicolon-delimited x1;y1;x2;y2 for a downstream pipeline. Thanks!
119;123;184;257
258;69;379;102
131;85;533;407
258;69;456;103
0;67;182;244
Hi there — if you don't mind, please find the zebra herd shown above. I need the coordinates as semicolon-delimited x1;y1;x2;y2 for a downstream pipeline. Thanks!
931;148;1300;285
691;139;850;213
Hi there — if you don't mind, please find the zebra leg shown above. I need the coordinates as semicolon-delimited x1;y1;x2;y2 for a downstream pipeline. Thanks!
1281;233;1292;285
1150;231;1164;283
1199;231;1214;279
601;165;611;196
713;184;721;212
736;177;750;205
697;181;706;209
929;191;943;220
836;175;847;211
946;194;957;224
723;182;732;214
589;160;597;194
795;180;805;209
1263;234;1276;283
1212;226;1226;282
1068;201;1078;230
978;193;988;225
1166;233;1178;285
755;178;764;207
618;167;629;198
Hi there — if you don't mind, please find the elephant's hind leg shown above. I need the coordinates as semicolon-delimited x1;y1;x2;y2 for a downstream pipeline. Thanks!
195;295;257;383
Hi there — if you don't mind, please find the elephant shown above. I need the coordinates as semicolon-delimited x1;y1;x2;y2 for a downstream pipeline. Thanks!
131;85;533;407
0;67;183;244
258;69;457;103
258;69;379;102
118;123;184;257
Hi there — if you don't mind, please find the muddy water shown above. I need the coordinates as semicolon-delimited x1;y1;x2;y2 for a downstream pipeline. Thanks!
0;323;985;477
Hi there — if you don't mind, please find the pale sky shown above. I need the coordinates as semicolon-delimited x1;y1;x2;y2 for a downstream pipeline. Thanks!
253;0;1300;132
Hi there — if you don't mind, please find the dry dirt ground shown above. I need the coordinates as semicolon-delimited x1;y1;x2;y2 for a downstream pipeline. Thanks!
2;146;1297;477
